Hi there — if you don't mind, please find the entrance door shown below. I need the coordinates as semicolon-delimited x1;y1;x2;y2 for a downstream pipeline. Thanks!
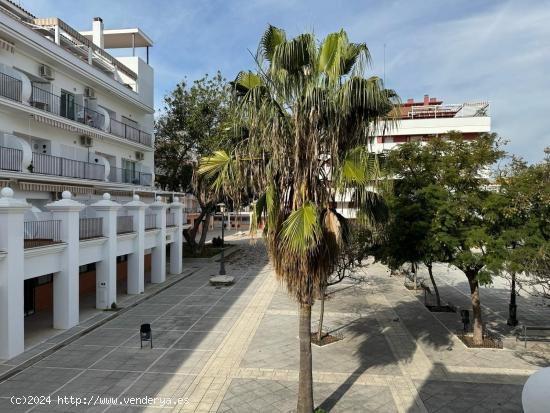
60;90;75;120
24;279;36;316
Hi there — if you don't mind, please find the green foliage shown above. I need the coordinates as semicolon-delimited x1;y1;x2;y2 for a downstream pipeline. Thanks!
154;72;231;192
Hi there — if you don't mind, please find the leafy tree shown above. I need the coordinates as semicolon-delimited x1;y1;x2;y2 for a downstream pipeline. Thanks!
199;26;397;412
427;132;506;344
154;73;231;252
378;143;447;307
485;150;550;321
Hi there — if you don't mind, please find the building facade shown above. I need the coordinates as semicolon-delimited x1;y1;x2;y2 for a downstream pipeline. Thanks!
336;95;491;218
0;1;188;360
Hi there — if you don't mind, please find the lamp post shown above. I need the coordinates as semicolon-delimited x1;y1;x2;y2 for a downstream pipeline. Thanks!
218;203;226;276
508;273;518;326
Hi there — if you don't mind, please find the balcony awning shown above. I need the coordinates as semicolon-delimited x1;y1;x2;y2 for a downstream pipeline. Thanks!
32;114;103;139
19;181;94;195
0;37;15;53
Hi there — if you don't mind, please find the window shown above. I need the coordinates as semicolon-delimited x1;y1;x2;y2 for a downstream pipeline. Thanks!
60;90;75;120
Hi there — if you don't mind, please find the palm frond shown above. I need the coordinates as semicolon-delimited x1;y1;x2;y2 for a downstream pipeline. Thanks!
280;202;321;255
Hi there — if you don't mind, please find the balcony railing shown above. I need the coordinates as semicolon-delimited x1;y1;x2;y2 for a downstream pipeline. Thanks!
79;217;103;240
24;220;61;249
166;212;176;227
145;214;157;230
0;72;22;102
117;215;134;234
109;118;152;147
31;152;105;181
30;85;106;130
0;146;23;172
108;167;152;186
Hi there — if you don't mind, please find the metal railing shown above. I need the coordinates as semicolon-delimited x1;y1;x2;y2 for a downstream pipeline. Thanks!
145;214;157;230
0;146;23;171
79;217;103;240
30;85;106;130
166;212;176;227
408;102;489;119
0;72;22;102
108;166;152;186
117;215;134;234
31;152;105;181
109;118;152;147
24;220;61;248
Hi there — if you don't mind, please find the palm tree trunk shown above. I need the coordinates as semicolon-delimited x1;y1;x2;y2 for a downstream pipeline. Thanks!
427;263;441;307
467;272;483;345
298;304;314;413
317;287;326;343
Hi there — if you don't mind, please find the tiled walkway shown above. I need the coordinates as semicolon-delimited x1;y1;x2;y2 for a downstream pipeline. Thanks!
0;241;548;412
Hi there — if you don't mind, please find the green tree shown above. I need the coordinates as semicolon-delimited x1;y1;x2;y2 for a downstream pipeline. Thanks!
379;143;447;307
485;150;550;322
199;26;397;412
154;73;231;252
428;132;506;344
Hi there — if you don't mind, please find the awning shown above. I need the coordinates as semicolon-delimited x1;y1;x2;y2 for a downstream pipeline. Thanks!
19;181;94;195
0;37;15;53
32;114;103;139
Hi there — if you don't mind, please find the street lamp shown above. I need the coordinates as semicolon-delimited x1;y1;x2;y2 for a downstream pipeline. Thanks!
508;273;518;326
218;202;226;276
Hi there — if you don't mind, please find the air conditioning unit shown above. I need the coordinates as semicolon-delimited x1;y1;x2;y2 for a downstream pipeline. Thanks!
80;136;93;147
135;151;144;161
84;87;96;99
39;64;55;80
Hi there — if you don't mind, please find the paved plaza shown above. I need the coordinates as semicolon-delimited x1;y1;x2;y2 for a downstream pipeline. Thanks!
0;239;549;412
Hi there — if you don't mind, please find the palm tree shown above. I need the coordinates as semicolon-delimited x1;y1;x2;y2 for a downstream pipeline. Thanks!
199;26;398;412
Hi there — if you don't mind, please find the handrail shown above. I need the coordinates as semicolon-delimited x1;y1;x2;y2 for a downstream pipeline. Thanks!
0;71;22;102
109;118;152;147
79;217;103;239
31;152;105;181
24;220;61;248
108;166;152;186
0;146;23;171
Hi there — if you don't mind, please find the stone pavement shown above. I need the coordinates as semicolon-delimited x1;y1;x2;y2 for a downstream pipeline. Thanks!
0;240;548;412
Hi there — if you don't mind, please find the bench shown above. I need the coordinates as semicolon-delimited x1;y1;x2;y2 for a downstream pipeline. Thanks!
520;326;550;347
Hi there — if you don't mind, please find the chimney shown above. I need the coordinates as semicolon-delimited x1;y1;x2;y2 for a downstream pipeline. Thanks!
423;94;429;105
430;97;437;103
407;98;414;104
92;17;104;49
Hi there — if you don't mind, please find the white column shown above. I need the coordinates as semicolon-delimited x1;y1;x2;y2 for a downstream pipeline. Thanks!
125;195;146;294
149;196;167;283
47;191;84;329
169;197;184;275
0;188;29;359
90;193;121;309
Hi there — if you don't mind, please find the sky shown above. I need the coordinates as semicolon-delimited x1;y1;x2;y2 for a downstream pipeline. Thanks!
23;0;550;162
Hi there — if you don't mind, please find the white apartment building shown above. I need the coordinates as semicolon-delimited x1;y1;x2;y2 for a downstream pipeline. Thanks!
336;95;492;218
0;1;188;360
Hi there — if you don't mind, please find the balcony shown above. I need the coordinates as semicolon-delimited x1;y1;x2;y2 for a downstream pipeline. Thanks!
79;217;103;240
0;146;23;172
109;118;152;147
24;220;61;248
166;212;176;227
31;85;106;129
0;72;22;102
145;214;157;230
109;167;152;186
117;215;134;234
31;152;105;181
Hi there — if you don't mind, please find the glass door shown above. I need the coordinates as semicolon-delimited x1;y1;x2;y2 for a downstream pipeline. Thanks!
60;90;75;120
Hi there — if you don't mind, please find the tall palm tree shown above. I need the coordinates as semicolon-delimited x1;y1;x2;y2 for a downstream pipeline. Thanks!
199;26;398;412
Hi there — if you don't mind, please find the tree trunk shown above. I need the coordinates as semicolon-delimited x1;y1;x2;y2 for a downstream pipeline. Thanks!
195;212;211;254
427;263;441;307
467;272;483;345
297;304;314;413
317;287;326;343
